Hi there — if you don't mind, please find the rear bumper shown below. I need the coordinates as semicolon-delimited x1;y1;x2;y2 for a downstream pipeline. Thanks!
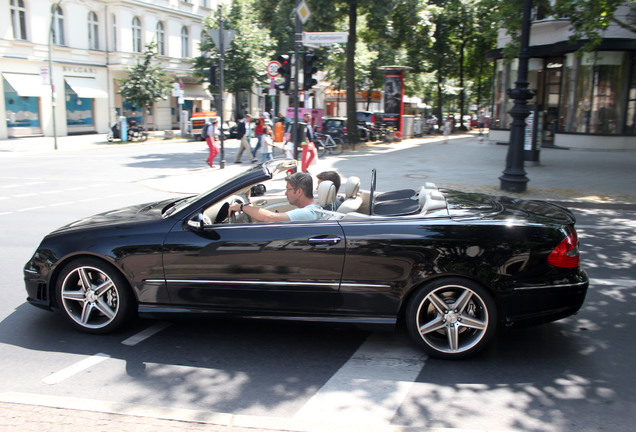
501;272;589;326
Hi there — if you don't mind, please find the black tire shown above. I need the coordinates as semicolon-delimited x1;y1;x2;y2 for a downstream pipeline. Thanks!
55;258;136;334
139;132;148;142
405;277;497;359
331;137;344;155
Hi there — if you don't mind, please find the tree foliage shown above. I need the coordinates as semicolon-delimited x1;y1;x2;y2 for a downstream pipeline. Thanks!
117;41;171;124
192;0;275;110
190;0;633;133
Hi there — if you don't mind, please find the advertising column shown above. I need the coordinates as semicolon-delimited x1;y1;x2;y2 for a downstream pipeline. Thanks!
383;69;405;135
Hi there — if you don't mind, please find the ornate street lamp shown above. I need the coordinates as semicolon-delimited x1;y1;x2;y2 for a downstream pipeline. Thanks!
499;0;535;192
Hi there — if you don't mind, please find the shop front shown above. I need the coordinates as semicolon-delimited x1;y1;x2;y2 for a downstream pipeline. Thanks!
3;73;46;137
489;45;636;150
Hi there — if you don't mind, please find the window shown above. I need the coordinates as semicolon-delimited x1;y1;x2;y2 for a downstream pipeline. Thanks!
132;16;142;53
181;26;189;58
88;12;99;50
200;30;207;55
156;22;165;55
51;4;65;45
10;0;27;40
562;52;631;135
111;14;117;51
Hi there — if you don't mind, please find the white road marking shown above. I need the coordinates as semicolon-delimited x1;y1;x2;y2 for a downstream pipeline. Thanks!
293;332;427;425
121;322;172;346
42;353;111;385
16;206;45;212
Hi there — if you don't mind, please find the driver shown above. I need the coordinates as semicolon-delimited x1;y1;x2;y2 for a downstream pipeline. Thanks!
228;172;322;222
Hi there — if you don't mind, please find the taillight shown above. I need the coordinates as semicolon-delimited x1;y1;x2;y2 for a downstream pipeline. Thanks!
548;230;580;268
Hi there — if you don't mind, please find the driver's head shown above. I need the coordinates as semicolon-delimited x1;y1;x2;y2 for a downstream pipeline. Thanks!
285;172;313;203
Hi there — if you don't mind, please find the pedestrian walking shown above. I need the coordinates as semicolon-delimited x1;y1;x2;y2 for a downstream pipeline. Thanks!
261;125;274;162
204;119;219;167
234;114;256;164
301;112;317;172
252;113;266;160
443;116;452;144
478;110;485;135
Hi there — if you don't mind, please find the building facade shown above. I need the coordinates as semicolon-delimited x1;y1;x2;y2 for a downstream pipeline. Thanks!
487;2;636;150
1;0;216;139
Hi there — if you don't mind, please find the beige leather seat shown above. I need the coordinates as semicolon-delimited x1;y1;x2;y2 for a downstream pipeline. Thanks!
420;191;446;214
317;180;336;210
337;176;363;214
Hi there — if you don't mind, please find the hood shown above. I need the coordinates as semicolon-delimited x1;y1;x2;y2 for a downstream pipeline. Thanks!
445;190;576;225
50;199;175;234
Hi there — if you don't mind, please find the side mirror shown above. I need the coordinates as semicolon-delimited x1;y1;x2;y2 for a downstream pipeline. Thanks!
187;213;211;230
251;184;266;197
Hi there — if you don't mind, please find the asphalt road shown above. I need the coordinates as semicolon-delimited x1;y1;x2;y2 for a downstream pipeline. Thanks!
1;140;635;432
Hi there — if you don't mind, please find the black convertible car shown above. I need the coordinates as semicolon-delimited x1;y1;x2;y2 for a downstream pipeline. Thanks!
23;160;588;359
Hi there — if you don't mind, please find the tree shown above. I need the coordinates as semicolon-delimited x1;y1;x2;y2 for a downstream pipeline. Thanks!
193;1;275;118
493;0;635;57
117;41;171;128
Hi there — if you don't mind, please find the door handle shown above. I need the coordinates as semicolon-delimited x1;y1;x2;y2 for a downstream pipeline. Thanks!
307;236;342;245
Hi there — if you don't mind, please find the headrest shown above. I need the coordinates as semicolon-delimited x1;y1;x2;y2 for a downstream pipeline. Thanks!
317;180;336;207
421;191;446;213
344;176;361;199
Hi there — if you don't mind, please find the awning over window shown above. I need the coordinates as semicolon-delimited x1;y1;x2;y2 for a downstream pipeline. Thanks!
64;77;108;99
183;84;211;100
3;73;47;97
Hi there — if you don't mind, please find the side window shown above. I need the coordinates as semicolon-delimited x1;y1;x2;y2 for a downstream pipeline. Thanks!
111;14;117;51
88;11;99;50
10;0;28;41
132;16;142;53
51;4;65;45
156;22;165;55
181;26;189;58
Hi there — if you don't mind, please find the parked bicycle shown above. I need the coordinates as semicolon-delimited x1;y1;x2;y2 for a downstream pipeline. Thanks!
315;132;344;156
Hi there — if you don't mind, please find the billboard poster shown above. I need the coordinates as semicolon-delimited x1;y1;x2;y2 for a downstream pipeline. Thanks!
383;71;403;132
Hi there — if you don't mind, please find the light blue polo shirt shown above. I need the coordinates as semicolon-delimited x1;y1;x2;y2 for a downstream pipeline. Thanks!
287;204;322;221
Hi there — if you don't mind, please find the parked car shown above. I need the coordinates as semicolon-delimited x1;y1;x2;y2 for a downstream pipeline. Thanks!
323;117;371;141
23;160;588;359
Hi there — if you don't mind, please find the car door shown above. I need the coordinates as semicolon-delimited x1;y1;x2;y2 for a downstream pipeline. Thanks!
162;219;346;314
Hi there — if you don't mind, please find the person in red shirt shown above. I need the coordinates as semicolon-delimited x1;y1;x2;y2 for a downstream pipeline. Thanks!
252;113;266;161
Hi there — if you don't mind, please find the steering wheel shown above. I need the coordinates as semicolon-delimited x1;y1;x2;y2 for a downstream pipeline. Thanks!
228;196;248;224
369;168;376;215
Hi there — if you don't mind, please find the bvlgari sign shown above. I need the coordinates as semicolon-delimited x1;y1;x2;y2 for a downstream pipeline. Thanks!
62;66;98;77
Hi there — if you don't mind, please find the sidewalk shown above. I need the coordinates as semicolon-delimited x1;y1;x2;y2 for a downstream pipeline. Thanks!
2;131;636;206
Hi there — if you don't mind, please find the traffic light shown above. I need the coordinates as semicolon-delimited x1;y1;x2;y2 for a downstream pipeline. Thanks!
303;53;318;91
203;65;217;86
276;54;291;93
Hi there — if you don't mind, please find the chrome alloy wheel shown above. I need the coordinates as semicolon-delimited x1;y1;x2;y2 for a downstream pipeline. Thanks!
406;279;496;359
56;259;134;333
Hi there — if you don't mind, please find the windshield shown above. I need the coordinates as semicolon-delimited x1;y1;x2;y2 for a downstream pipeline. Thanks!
161;159;297;218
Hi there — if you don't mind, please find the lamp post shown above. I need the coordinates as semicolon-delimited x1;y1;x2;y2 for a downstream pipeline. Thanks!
499;0;535;192
48;0;62;150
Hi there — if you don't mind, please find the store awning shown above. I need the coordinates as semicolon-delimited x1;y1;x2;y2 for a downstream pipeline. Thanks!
2;73;47;97
64;77;108;99
183;83;211;100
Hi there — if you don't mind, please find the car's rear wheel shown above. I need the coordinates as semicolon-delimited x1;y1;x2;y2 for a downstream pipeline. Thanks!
55;258;135;334
406;278;496;359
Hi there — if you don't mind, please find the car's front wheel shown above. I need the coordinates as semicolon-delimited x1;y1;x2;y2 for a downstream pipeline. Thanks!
406;278;496;359
55;258;135;334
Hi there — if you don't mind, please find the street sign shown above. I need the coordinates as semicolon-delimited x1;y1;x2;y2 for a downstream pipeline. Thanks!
297;0;311;24
302;32;348;46
208;29;236;53
267;61;281;78
39;66;50;85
